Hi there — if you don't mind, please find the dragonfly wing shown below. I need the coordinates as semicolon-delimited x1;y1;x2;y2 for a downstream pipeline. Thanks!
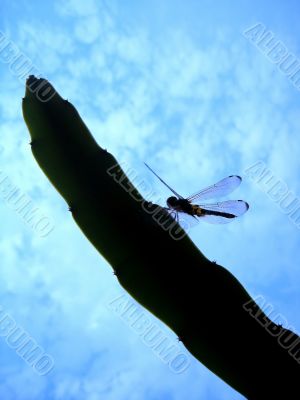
177;212;199;230
165;209;199;230
144;163;184;199
187;175;242;202
198;214;234;224
199;200;249;215
198;200;249;224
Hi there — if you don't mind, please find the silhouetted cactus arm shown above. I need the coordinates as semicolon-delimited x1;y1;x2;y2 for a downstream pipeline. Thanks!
22;76;300;399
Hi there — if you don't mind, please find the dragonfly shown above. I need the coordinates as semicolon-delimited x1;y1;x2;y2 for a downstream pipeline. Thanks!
144;163;249;224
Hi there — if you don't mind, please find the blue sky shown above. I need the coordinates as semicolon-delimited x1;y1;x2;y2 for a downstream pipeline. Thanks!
0;0;300;399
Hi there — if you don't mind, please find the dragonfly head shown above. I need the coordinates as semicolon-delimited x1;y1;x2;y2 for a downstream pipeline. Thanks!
166;196;178;208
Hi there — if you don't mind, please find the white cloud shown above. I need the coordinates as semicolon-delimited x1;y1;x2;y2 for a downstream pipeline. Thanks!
74;16;101;44
55;0;99;17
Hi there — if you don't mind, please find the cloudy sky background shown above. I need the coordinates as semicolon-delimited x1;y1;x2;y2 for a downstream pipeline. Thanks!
0;0;300;399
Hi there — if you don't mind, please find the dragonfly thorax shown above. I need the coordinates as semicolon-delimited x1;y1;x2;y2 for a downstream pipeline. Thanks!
167;197;194;214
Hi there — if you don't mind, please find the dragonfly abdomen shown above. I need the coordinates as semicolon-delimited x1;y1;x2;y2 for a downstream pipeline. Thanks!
191;205;204;216
193;205;235;219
